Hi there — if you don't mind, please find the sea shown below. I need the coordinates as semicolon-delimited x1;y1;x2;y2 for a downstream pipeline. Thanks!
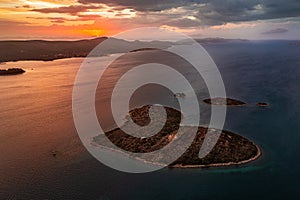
0;40;300;199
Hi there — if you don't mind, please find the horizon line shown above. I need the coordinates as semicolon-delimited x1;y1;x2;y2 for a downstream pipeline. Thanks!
0;37;299;42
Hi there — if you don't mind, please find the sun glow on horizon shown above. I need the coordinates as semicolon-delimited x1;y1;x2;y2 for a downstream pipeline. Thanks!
0;0;134;39
0;0;299;40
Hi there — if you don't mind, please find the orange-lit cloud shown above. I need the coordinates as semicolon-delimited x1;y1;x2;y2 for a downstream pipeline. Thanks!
210;22;257;30
0;0;137;39
0;0;299;40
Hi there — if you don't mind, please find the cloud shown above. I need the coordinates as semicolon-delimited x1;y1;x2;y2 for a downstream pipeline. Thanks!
78;0;300;26
0;19;30;27
193;0;300;26
27;0;300;28
51;19;65;23
262;28;288;34
3;0;299;39
26;16;97;22
165;18;202;28
78;0;187;12
31;5;104;15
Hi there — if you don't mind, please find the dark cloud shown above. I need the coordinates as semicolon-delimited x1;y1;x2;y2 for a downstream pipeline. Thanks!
195;0;300;25
166;18;202;28
78;0;187;12
262;28;288;34
78;0;300;26
28;0;300;28
27;15;102;23
114;13;132;17
22;5;32;8
27;16;70;22
51;19;65;23
31;5;104;15
0;20;30;26
15;4;33;9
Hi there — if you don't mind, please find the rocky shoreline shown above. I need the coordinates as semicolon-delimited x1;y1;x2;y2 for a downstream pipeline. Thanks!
170;142;261;168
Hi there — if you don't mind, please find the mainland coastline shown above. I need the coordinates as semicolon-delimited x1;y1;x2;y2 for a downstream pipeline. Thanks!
203;97;246;106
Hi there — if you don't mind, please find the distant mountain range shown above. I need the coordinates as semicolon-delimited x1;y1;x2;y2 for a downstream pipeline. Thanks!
0;37;248;62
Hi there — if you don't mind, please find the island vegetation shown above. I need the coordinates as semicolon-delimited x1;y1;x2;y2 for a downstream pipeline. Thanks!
93;105;261;168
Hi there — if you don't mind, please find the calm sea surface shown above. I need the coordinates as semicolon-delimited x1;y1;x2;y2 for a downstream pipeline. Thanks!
1;41;300;199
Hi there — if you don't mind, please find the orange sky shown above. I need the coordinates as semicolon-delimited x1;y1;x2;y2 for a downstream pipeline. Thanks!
0;0;138;39
0;0;299;40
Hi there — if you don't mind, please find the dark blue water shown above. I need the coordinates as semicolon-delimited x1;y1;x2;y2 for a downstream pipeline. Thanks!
1;41;300;199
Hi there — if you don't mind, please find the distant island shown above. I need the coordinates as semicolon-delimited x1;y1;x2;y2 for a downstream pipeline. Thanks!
196;38;249;44
93;105;261;168
0;68;25;76
203;97;269;107
203;97;246;106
